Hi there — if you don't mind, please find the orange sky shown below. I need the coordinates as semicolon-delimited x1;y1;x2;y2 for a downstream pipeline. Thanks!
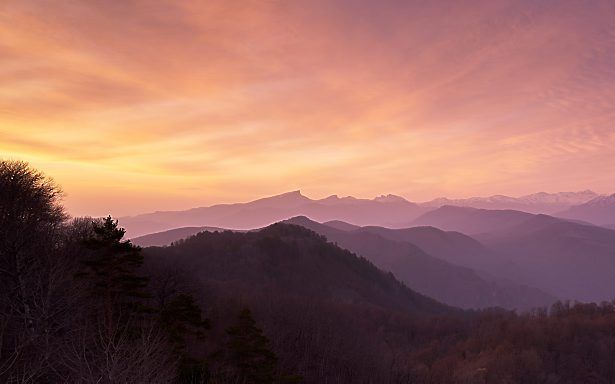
1;0;615;216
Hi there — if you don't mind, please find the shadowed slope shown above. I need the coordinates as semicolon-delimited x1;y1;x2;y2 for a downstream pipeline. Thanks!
322;220;361;231
353;225;493;270
285;217;555;310
477;216;615;302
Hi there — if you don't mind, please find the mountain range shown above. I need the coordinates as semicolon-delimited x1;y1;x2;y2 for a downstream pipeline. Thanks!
126;189;615;307
120;191;426;238
133;205;615;305
121;190;604;238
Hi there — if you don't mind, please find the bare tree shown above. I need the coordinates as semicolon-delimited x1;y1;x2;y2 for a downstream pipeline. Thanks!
61;312;177;384
0;160;68;383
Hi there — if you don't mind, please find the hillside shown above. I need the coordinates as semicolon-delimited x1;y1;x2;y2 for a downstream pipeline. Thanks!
132;226;228;247
411;205;535;235
353;225;492;269
144;223;452;315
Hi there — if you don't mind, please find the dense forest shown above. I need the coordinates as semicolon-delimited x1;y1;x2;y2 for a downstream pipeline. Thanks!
3;160;615;383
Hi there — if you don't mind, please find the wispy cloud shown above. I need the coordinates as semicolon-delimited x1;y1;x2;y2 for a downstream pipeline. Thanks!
1;0;615;215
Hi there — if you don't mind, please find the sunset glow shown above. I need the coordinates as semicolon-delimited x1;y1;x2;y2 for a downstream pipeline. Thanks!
2;0;615;216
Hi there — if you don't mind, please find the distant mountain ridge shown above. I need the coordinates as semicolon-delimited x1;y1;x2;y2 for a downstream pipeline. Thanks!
120;190;603;238
421;190;599;214
120;191;428;238
556;193;615;227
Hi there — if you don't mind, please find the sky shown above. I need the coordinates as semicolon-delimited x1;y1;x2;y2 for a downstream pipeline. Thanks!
1;0;615;217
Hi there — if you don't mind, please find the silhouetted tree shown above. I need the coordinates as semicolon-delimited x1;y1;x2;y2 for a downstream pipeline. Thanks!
226;308;278;384
0;160;69;382
79;216;149;327
160;293;211;382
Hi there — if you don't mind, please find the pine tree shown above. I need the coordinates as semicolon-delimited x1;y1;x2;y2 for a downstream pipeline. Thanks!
81;216;148;300
160;293;211;382
226;308;278;384
78;216;150;333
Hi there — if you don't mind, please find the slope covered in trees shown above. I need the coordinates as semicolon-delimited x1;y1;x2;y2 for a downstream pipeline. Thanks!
144;223;454;315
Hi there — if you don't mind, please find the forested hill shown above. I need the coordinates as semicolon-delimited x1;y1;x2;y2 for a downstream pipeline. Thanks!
142;223;461;382
144;223;455;316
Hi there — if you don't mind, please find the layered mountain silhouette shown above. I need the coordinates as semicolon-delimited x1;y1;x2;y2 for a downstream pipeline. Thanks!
120;191;428;238
476;216;615;302
122;190;601;239
556;193;615;227
408;205;615;302
135;216;554;310
283;217;554;310
126;190;615;306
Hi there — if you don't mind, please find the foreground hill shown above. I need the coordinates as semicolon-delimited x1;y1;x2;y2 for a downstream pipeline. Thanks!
144;223;452;315
121;191;428;237
556;193;615;227
143;223;465;382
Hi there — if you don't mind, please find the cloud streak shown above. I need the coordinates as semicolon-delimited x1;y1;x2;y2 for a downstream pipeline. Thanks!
1;0;615;216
